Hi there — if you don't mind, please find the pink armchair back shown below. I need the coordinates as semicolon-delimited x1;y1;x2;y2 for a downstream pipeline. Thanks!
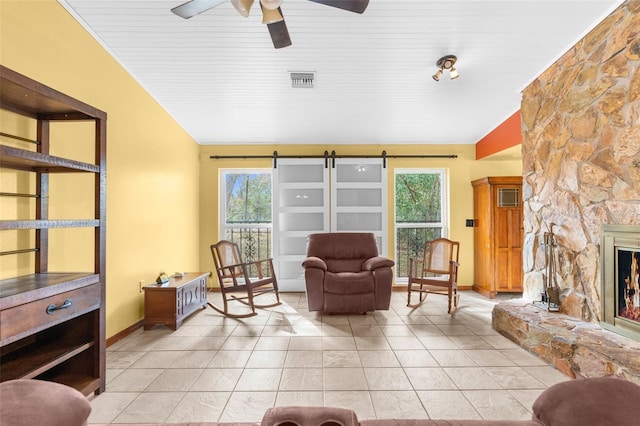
302;233;394;313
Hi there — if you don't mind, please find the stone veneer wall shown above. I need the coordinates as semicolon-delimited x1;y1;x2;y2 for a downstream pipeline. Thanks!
521;0;640;323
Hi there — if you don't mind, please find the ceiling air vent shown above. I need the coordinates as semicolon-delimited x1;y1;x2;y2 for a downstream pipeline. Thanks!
290;72;315;89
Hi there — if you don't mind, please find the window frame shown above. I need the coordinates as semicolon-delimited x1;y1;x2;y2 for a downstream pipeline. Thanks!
393;168;448;282
220;168;273;260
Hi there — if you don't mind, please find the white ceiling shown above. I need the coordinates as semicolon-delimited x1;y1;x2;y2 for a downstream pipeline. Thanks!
60;0;623;146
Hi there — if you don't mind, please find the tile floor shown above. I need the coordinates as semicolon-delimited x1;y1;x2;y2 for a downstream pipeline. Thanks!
89;290;570;424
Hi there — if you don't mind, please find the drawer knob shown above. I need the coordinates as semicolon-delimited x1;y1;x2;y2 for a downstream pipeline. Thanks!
46;299;73;315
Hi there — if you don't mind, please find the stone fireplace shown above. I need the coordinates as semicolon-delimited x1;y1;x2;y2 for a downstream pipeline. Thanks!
520;0;640;325
492;222;640;382
601;224;640;341
492;1;640;383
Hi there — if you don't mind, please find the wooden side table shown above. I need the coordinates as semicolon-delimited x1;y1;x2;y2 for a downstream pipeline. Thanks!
143;272;209;330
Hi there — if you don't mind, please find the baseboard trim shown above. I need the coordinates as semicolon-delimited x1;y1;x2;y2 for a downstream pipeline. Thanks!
393;285;473;291
106;319;144;348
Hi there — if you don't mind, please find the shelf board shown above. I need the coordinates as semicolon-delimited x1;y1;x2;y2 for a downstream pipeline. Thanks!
0;145;99;173
0;219;100;231
52;375;102;397
0;65;106;120
0;273;100;310
0;340;94;381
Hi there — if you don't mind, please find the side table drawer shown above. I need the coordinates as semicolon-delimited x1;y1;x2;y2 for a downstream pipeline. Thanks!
0;284;101;345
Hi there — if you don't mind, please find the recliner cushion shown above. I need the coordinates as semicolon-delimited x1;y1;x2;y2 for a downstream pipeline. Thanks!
324;271;374;294
306;233;379;261
325;259;367;273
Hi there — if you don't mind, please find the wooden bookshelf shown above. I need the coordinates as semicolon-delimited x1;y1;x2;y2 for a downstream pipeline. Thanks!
0;65;106;395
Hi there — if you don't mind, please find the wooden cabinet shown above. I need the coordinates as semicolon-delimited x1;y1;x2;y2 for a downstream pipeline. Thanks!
471;176;523;298
0;66;106;395
143;273;209;330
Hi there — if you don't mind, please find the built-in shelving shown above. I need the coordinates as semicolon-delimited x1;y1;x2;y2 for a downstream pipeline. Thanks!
0;65;106;395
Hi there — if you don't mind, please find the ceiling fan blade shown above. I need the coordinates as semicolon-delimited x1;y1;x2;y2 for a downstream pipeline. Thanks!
266;8;292;48
171;0;227;19
306;0;369;14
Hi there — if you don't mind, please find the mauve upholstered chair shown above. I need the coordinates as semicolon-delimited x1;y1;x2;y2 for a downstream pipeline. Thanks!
302;232;394;314
0;379;91;426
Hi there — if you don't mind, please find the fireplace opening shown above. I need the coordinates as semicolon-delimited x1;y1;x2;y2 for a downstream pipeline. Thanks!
601;224;640;341
617;248;640;322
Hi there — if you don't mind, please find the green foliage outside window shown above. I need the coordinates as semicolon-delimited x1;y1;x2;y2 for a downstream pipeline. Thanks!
223;172;272;265
395;173;441;223
225;173;271;223
395;172;444;278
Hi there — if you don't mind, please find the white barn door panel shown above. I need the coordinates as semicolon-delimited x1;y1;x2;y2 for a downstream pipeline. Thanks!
331;158;388;255
273;158;387;291
273;159;330;291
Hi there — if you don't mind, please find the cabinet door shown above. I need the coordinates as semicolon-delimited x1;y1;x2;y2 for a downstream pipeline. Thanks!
331;159;387;255
494;187;523;292
273;159;330;291
472;182;493;296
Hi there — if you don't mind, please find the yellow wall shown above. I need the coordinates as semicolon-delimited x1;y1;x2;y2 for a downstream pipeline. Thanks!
199;144;522;287
1;0;201;338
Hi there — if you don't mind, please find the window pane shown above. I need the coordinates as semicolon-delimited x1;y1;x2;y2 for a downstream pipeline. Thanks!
221;171;272;265
224;227;272;267
225;173;271;223
498;188;520;207
395;173;441;223
394;170;445;280
395;227;442;277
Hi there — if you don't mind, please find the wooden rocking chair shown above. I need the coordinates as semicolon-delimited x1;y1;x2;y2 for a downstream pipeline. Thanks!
407;237;460;313
209;240;281;318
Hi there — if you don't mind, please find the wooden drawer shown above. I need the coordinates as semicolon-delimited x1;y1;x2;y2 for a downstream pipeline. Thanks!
0;284;101;345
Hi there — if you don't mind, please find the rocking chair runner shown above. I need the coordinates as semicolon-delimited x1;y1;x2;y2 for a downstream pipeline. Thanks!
209;240;281;318
407;237;460;313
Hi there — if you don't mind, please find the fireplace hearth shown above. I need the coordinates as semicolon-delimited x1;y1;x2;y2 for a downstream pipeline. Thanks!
493;301;640;382
601;224;640;342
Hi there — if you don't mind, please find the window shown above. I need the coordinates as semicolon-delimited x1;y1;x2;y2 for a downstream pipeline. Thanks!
221;169;272;265
394;169;447;280
498;187;520;207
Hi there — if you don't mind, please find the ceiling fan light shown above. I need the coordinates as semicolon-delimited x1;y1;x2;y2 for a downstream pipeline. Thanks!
449;67;459;79
260;0;283;10
432;69;443;81
262;6;283;24
231;0;254;17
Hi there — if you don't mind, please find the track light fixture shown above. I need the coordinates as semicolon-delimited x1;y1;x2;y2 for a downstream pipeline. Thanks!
432;55;459;81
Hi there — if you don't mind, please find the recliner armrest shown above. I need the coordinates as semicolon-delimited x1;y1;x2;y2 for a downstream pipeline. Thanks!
302;256;327;271
362;256;395;271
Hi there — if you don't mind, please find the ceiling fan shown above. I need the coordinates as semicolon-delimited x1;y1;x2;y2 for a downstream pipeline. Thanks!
171;0;370;49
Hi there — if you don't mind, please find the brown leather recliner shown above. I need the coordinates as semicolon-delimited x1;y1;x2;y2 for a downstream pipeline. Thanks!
302;232;394;313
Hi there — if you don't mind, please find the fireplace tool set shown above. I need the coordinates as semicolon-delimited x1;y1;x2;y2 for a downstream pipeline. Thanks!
542;224;561;312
